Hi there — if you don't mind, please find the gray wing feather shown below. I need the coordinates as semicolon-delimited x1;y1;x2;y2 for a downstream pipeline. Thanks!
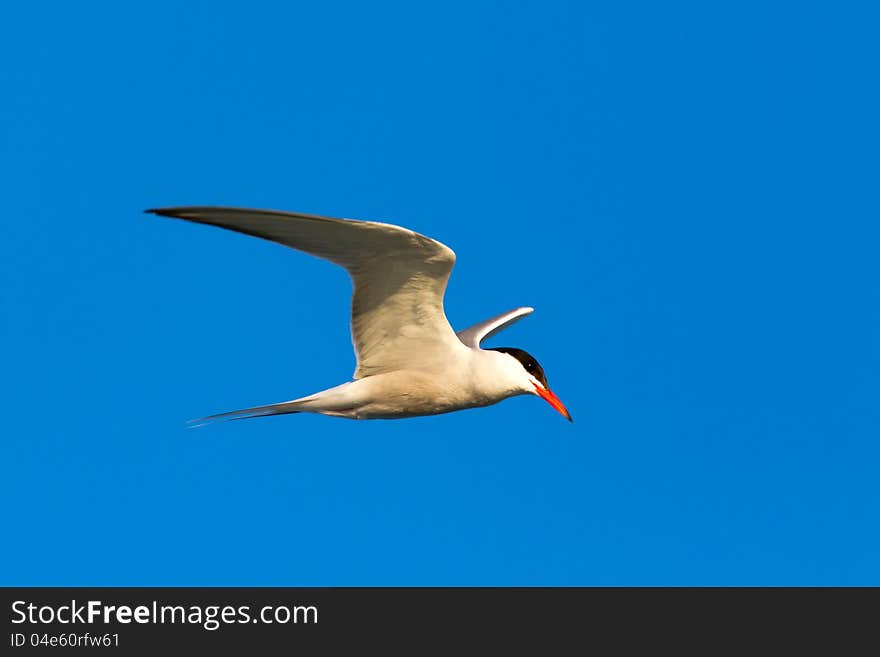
149;206;459;378
456;307;534;348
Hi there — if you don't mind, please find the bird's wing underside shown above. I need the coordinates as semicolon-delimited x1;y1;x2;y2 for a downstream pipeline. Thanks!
456;306;534;348
149;206;461;378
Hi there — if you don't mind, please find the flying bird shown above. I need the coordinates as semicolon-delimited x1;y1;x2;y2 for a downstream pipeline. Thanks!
148;207;571;423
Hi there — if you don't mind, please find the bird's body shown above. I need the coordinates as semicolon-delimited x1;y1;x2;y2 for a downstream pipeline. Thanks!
279;348;531;420
149;206;570;423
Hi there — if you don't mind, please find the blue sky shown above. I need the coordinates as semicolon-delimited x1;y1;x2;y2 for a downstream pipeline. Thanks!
1;1;877;585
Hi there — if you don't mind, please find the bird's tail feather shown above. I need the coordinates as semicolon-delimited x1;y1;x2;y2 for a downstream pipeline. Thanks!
187;400;305;427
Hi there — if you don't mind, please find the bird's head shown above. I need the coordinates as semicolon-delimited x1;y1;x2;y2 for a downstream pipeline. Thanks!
489;347;572;422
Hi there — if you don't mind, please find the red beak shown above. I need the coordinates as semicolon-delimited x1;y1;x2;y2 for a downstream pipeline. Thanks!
533;383;572;422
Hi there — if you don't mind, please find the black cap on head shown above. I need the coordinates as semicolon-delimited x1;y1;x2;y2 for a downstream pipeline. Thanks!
489;347;550;389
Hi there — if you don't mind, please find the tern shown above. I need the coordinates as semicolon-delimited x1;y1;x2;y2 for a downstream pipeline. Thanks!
149;207;571;423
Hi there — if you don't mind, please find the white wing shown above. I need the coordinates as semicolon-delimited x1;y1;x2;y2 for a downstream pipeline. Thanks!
149;206;461;378
456;307;534;348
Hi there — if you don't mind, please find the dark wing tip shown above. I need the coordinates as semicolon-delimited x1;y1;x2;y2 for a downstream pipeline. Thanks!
145;207;179;217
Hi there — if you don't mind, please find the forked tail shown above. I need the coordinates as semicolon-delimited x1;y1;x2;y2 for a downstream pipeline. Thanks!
187;400;305;427
188;382;359;426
